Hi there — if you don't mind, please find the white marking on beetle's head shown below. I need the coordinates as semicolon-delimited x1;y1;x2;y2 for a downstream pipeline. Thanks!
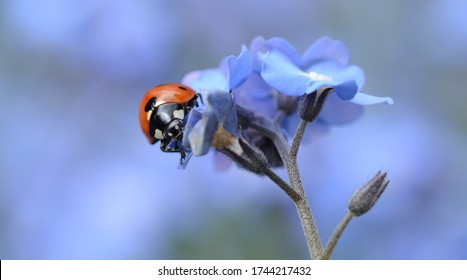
154;129;163;139
173;109;185;120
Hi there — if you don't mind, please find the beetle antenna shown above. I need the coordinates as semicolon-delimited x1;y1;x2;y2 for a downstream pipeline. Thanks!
196;93;204;105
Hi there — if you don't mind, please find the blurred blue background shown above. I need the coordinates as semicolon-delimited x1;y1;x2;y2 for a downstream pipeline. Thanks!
1;0;467;259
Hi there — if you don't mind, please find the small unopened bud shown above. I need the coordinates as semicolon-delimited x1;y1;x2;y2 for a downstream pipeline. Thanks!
238;138;269;168
246;129;283;167
219;137;268;175
298;87;333;122
348;171;390;216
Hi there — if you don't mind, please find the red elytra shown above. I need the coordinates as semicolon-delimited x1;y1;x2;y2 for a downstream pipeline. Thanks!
139;83;197;144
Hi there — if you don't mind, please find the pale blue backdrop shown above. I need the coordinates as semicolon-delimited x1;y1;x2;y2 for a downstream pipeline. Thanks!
1;0;466;259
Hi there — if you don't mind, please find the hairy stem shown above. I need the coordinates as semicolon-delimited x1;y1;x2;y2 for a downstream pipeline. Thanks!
237;106;323;259
262;165;301;201
289;119;324;258
272;128;323;259
290;119;308;160
238;138;300;201
321;211;355;260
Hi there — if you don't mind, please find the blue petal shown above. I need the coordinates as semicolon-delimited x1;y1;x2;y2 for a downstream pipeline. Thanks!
224;45;252;90
317;93;364;125
306;61;365;89
249;36;301;72
342;65;365;89
235;72;273;99
187;110;219;156
182;109;202;149
249;36;269;72
333;80;359;100
266;37;301;65
235;87;278;118
300;36;350;68
260;50;311;96
182;89;239;157
350;92;394;105
204;89;238;134
305;81;358;101
182;69;228;92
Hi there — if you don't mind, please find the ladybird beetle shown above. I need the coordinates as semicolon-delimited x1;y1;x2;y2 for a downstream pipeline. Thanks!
139;83;199;162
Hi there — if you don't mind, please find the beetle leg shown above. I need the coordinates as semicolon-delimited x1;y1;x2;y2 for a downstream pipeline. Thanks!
160;139;187;162
195;93;203;106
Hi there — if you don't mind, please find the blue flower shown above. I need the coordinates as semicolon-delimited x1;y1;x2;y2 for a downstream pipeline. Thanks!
178;36;394;168
182;45;252;92
179;45;252;166
259;36;394;106
182;89;238;157
232;37;302;119
249;36;301;73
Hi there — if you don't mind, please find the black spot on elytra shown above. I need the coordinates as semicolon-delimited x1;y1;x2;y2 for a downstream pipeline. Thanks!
178;86;188;91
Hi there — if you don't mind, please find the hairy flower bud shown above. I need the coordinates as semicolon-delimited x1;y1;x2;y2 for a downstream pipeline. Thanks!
298;87;333;122
244;130;283;167
218;136;269;175
348;171;390;216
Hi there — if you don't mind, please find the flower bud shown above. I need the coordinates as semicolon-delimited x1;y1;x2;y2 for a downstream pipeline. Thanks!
218;136;268;175
298;87;333;122
348;171;390;216
245;129;283;167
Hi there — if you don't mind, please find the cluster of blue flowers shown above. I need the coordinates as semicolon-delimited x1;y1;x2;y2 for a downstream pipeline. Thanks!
175;36;394;259
180;36;393;168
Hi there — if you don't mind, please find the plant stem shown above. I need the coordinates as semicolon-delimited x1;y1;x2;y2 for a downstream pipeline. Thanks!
238;138;300;201
290;119;308;160
293;193;323;259
262;166;301;201
273;128;323;259
237;106;324;259
290;122;324;259
321;211;355;260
